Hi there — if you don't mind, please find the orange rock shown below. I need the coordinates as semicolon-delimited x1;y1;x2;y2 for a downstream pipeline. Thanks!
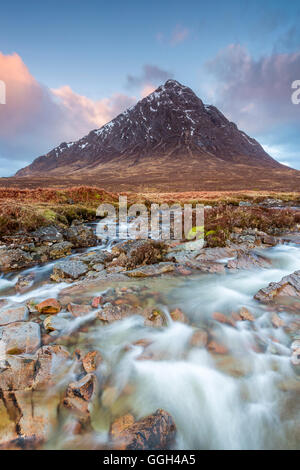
189;329;208;348
82;350;102;373
208;340;228;354
239;307;255;322
271;313;285;328
212;312;235;327
111;414;135;438
36;298;61;314
170;308;188;323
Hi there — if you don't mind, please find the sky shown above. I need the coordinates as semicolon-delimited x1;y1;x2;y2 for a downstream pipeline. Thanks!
0;0;299;175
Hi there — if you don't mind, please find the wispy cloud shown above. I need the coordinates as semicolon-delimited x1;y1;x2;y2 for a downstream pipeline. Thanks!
155;25;190;46
0;52;136;176
126;64;173;96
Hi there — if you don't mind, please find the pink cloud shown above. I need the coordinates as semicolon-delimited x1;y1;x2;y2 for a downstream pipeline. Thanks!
170;25;190;46
0;52;136;174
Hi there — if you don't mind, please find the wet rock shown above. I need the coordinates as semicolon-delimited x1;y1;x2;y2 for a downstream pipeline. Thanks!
32;225;64;243
212;312;235;327
32;345;70;390
110;414;135;438
0;355;36;390
36;298;61;314
144;309;165;327
91;296;104;308
185;260;226;274
98;304;140;323
227;251;271;270
189;329;208;348
51;260;89;281
254;270;300;303
43;315;71;332
82;351;102;374
0;306;28;326
67;303;92;317
49;241;73;259
170;308;188;323
0;322;41;354
207;340;228;355
63;224;97;248
0;247;34;271
110;409;176;450
271;313;285;328
15;273;35;293
62;373;97;421
291;349;300;366
239;307;255;322
126;262;175;278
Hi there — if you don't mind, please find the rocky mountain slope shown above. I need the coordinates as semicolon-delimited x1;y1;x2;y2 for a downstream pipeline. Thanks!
15;80;300;191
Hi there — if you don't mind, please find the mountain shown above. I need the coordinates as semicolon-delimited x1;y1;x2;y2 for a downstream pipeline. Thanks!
15;80;300;192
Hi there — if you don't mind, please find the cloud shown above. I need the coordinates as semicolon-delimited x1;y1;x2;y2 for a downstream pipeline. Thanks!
126;64;173;94
170;25;190;46
0;52;136;176
155;25;190;46
204;44;300;133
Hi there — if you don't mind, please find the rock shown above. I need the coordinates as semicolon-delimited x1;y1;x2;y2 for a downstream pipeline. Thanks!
62;373;97;421
291;349;300;366
43;315;71;332
208;341;228;355
291;340;300;351
271;313;285;328
32;345;70;390
0;355;36;390
259;233;277;246
15;273;35;293
185;260;226;274
51;260;89;281
110;409;176;450
0;306;28;326
170;308;188;323
111;414;135;438
260;198;283;207
82;351;102;374
36;298;61;314
91;296;104;308
49;241;73;259
0;322;41;354
239;307;255;322
227;251;271;270
126;262;175;278
32;225;64;243
212;312;235;327
67;303;92;317
0;247;34;271
189;329;208;348
254;270;300;302
144;309;165;328
63;224;97;248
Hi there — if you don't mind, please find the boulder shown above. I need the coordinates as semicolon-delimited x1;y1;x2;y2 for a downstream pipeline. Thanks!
227;251;271;270
32;225;64;243
82;350;102;373
0;306;28;326
126;262;175;278
63;224;97;248
0;322;41;354
32;345;70;390
67;303;92;317
51;260;89;281
254;270;300;302
110;409;176;450
62;373;97;421
0;248;34;271
49;241;73;259
36;298;61;314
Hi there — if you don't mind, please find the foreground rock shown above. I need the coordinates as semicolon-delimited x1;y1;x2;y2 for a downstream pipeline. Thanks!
254;270;300;302
0;322;41;354
51;260;89;281
110;409;176;450
0;306;28;326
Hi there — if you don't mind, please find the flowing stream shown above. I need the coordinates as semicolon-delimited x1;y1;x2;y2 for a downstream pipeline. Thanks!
0;232;299;450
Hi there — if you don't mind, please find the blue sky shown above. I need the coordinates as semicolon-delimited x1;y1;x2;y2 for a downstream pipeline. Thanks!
0;0;299;175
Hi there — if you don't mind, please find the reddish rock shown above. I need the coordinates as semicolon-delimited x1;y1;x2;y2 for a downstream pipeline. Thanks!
67;303;92;317
91;296;104;308
0;306;28;326
170;308;188;323
82;350;102;373
212;312;235;327
271;313;285;328
208;341;228;355
239;307;255;322
189;329;208;348
36;298;61;314
110;414;135;438
254;270;300;303
63;374;97;420
111;409;176;450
